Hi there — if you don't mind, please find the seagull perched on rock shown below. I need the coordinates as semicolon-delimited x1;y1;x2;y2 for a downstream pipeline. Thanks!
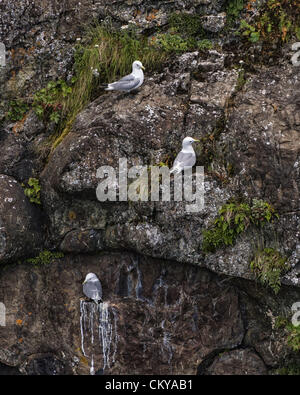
102;60;145;92
83;273;103;304
170;137;200;174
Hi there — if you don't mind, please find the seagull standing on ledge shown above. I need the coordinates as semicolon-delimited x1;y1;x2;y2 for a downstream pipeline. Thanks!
170;137;200;174
83;273;103;304
102;60;145;92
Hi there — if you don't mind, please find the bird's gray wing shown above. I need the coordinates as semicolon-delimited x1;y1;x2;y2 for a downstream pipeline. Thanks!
172;152;196;168
110;75;140;91
118;73;136;82
83;280;102;301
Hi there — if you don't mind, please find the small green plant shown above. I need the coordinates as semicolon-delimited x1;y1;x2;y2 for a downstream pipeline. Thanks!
154;33;193;53
22;178;41;205
152;12;208;53
6;100;29;122
33;79;72;124
226;0;246;28
202;199;279;253
275;364;300;375
287;325;300;352
235;68;247;91
239;0;300;44
250;247;289;294
239;19;260;42
275;316;300;352
26;250;64;265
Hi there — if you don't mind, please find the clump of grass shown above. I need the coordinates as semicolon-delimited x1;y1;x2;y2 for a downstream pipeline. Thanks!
250;247;289;294
202;199;279;253
50;22;167;150
26;250;64;265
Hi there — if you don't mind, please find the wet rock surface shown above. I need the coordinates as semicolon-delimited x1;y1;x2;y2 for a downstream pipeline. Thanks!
0;252;298;375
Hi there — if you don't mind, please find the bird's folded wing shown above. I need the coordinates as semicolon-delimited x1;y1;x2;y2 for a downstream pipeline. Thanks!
118;74;136;82
173;152;196;168
83;282;102;300
110;76;140;90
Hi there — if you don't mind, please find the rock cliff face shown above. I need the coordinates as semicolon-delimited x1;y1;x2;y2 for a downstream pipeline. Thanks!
0;0;299;375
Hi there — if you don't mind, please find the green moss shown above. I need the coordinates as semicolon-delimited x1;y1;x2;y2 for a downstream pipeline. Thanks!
202;199;279;253
154;33;195;53
152;12;212;54
197;39;213;51
26;250;64;266
6;100;29;122
22;178;41;205
168;12;205;37
250;247;289;294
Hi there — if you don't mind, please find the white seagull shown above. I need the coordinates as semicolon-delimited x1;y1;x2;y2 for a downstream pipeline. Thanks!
102;60;145;92
83;273;103;304
170;136;200;174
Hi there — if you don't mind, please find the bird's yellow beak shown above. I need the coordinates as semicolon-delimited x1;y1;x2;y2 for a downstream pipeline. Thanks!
141;65;145;70
193;139;200;142
82;281;86;284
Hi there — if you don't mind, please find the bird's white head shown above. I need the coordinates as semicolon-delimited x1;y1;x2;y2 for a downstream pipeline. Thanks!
132;60;145;71
182;136;200;147
83;272;97;284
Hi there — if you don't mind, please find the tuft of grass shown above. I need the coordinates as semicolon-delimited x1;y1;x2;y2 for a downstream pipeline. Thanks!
50;22;167;150
250;247;290;294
